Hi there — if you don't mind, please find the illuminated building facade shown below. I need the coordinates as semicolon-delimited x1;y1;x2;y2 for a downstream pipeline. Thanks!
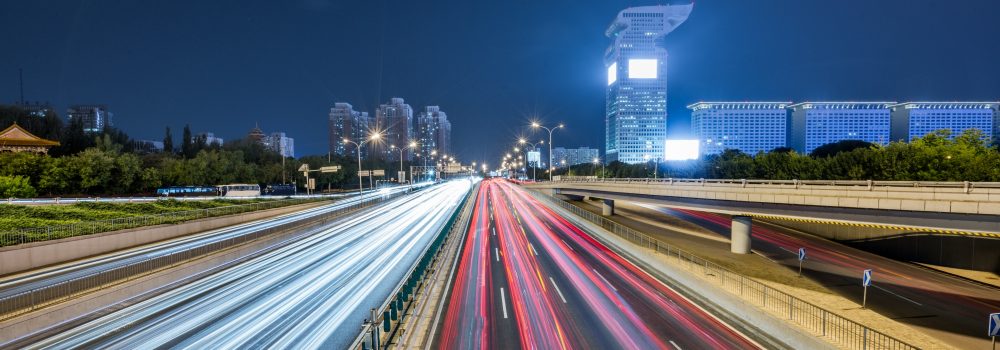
688;102;791;156
604;4;693;163
889;102;999;142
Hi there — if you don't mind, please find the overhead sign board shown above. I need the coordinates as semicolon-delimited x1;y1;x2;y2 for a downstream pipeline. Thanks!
372;169;385;177
357;170;369;177
320;166;341;173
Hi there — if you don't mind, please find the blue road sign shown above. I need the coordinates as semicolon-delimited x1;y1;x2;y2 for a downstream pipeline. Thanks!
798;248;806;261
862;269;872;287
990;312;1000;337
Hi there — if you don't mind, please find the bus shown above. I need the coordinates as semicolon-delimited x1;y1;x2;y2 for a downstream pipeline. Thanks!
218;184;261;197
156;186;218;197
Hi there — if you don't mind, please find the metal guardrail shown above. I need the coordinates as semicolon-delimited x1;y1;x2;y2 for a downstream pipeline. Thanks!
351;182;479;350
0;197;332;247
551;176;1000;192
532;190;919;350
0;192;407;321
3;193;351;205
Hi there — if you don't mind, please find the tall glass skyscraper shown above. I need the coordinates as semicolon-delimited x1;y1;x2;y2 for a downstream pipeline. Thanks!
605;4;693;164
689;102;791;155
788;102;894;154
889;102;999;142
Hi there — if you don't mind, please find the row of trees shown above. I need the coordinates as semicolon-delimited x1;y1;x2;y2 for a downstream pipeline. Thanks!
1;104;425;196
553;129;1000;182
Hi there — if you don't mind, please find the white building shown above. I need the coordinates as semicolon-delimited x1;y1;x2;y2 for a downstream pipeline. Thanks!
604;4;693;164
552;147;599;168
689;102;791;155
199;132;224;146
788;102;894;154
889;102;999;142
266;132;295;158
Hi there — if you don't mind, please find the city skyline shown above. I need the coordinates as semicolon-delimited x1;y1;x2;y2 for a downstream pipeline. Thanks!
3;1;1000;163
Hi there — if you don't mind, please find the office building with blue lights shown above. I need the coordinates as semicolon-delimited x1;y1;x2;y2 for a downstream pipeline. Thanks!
788;102;894;154
889;102;999;142
688;102;791;156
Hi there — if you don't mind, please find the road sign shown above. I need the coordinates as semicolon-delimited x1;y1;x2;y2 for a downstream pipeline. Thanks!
990;313;1000;336
862;269;872;287
357;170;370;177
307;178;316;190
798;248;806;261
320;166;341;173
297;164;310;172
372;169;385;177
398;171;406;183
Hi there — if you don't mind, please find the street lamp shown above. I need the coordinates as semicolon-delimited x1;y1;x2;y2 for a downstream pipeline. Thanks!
343;132;381;195
390;141;417;183
531;122;563;181
593;157;604;178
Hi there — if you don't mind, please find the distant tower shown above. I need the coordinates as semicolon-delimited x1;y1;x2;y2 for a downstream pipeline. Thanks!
248;123;266;143
604;4;693;164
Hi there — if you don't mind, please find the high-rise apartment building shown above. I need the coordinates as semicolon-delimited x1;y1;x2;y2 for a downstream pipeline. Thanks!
605;4;693;164
266;132;295;158
67;105;113;133
788;102;894;154
416;106;452;158
689;102;791;156
552;147;600;168
375;98;414;161
889;102;1000;142
329;102;371;158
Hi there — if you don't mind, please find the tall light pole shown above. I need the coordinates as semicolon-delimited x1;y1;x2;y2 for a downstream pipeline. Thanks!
343;132;381;195
518;138;543;182
531;122;563;181
391;141;417;183
593;157;603;178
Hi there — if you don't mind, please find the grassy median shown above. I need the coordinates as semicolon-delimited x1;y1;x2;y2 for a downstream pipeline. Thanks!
0;198;326;246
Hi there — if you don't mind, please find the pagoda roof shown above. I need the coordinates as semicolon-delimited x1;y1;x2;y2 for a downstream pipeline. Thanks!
0;123;61;147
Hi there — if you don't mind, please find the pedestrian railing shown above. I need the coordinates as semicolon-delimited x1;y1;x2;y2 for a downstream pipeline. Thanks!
532;190;919;350
352;182;479;350
0;197;331;247
0;192;407;321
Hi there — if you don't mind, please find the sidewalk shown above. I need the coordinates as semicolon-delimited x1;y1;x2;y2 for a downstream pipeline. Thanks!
569;198;956;350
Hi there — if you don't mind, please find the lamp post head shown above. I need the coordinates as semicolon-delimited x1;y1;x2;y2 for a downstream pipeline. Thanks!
558;124;564;128
518;138;526;144
409;142;417;148
431;150;437;156
370;133;381;141
342;138;350;143
514;147;520;152
531;122;540;128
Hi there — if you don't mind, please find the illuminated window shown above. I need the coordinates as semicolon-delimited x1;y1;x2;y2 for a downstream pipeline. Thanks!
628;59;657;79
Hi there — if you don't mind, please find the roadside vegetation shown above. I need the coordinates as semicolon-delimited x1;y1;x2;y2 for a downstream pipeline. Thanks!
0;197;326;246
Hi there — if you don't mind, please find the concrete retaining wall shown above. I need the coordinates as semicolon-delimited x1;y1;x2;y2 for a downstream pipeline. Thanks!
0;201;328;276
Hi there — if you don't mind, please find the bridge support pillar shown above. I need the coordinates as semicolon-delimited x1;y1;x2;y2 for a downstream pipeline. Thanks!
730;215;752;254
602;199;615;216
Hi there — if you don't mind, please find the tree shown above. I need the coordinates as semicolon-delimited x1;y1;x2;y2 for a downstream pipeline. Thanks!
181;124;194;158
810;140;875;158
163;127;174;154
0;175;37;198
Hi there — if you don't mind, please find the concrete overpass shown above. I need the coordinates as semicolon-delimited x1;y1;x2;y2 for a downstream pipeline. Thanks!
526;177;1000;238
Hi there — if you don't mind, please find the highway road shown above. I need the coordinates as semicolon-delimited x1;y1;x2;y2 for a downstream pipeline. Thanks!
437;179;758;349
12;181;471;350
0;186;413;299
637;204;1000;349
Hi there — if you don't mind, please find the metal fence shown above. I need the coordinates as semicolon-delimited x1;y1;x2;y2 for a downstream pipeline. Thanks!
552;176;1000;192
0;197;332;247
352;182;479;350
0;193;403;321
532;191;919;350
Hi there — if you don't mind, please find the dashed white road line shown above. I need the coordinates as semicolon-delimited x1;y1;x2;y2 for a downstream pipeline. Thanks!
549;277;567;303
593;269;617;291
495;247;499;262
500;287;509;319
873;284;923;306
529;243;538;256
669;340;682;349
561;239;574;251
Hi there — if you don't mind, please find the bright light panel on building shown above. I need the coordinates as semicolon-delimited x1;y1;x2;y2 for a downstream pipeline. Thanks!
628;59;657;79
664;140;699;160
607;62;617;85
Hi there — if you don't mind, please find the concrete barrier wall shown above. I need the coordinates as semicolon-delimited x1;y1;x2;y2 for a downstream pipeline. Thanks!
0;202;327;276
529;182;1000;215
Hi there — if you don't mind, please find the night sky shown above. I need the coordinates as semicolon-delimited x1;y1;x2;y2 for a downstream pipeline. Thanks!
3;0;999;165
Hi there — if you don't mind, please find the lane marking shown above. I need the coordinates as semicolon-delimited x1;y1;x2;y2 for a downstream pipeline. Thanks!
779;247;796;255
561;239;574;251
492;227;496;236
529;243;538;256
872;284;924;306
495;248;499;262
593;269;617;291
500;287;509;319
549;277;567;303
669;340;682;349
